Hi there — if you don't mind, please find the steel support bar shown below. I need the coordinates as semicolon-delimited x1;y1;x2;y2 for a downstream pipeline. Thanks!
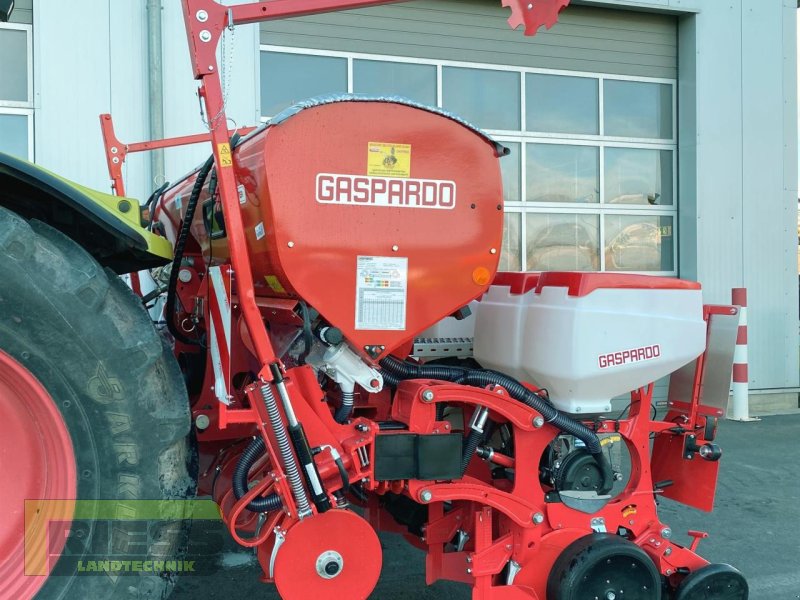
100;112;256;197
228;0;407;25
127;129;257;153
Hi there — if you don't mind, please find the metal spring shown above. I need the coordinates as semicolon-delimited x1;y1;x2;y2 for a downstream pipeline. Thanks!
260;383;312;518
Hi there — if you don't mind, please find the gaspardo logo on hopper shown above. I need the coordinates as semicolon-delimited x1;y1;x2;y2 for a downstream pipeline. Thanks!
598;344;661;369
316;173;457;210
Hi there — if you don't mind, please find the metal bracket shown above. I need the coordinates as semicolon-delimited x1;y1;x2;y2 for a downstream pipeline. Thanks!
412;336;474;359
590;516;607;533
268;528;286;578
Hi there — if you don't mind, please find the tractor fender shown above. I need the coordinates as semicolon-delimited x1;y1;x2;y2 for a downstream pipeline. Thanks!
0;151;172;273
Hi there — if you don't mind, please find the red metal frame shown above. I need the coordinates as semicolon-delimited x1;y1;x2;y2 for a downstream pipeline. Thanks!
93;0;745;597
99;113;255;198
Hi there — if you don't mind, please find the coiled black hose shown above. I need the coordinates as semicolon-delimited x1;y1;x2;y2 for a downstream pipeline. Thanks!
379;356;613;494
165;154;215;346
233;437;282;512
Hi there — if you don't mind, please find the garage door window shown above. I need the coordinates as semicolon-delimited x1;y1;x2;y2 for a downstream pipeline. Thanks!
0;24;33;160
261;46;677;275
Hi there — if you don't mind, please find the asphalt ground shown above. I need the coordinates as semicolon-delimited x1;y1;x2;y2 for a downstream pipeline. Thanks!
171;414;800;600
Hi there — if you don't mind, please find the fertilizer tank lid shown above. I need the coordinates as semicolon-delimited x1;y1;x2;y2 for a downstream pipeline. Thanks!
249;93;509;158
493;271;702;297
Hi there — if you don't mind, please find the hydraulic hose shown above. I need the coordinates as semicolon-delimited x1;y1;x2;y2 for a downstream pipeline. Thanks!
232;437;282;513
165;154;215;346
382;370;402;388
334;390;355;424
260;383;313;518
380;356;614;494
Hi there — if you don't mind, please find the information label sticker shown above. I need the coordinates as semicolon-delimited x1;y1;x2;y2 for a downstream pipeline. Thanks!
367;142;411;178
355;256;408;331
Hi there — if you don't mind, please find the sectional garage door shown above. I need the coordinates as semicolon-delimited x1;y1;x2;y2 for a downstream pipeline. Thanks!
259;0;679;276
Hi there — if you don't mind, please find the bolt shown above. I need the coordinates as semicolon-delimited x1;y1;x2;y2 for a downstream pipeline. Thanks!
392;245;399;252
661;527;672;539
178;268;193;283
196;9;209;21
532;415;545;428
490;248;497;254
195;414;210;430
112;157;120;164
110;146;118;154
606;592;616;600
287;241;295;248
466;568;472;574
421;389;435;403
199;29;212;42
532;512;544;525
664;547;672;556
420;490;433;503
666;568;673;576
355;424;370;432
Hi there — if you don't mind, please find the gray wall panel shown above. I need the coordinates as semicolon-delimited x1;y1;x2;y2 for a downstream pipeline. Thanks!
260;0;677;78
677;0;799;391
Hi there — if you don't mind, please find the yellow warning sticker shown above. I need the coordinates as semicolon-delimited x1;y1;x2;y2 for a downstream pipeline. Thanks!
367;142;411;178
217;143;233;168
264;275;287;294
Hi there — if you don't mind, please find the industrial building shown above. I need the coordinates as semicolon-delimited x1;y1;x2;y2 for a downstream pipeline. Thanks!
1;0;797;411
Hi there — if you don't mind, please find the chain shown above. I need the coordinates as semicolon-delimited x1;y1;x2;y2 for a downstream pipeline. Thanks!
200;10;236;131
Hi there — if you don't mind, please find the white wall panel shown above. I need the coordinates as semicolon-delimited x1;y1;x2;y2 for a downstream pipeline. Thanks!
677;0;799;390
161;0;260;182
108;1;150;201
33;0;113;191
34;1;259;201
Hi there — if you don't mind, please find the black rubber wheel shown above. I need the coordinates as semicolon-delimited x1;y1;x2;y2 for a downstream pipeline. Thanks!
674;564;748;600
0;206;196;600
547;533;662;600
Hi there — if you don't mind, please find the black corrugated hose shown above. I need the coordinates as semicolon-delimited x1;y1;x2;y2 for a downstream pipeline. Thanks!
232;437;283;512
164;154;215;346
379;356;613;494
334;390;355;424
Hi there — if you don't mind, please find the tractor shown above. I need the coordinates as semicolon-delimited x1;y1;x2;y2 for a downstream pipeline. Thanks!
0;0;748;599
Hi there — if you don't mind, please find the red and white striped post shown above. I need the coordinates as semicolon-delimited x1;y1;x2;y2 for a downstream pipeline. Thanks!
731;288;756;421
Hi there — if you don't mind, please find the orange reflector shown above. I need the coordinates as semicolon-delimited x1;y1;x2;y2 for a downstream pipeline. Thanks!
473;267;491;286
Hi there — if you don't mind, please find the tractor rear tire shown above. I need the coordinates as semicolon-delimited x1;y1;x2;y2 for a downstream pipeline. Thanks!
0;205;196;600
